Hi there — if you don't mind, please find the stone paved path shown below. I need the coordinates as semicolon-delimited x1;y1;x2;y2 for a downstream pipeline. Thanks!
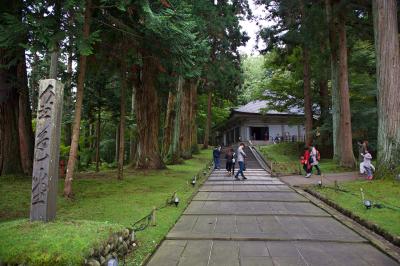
147;156;399;265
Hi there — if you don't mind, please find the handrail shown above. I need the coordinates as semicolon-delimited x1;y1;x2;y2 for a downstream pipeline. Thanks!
248;145;272;174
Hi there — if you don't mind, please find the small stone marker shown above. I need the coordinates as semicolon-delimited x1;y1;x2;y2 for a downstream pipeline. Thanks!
30;79;64;222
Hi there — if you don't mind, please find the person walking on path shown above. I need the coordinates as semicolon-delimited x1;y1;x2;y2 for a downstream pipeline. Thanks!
309;144;321;176
225;148;234;176
361;151;374;180
235;143;247;180
213;146;221;169
358;140;371;174
301;147;312;178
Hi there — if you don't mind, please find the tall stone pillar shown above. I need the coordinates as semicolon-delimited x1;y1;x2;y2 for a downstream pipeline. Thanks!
30;79;64;222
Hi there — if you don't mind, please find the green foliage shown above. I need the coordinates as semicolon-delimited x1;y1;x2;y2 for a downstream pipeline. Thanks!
311;179;400;236
0;150;212;265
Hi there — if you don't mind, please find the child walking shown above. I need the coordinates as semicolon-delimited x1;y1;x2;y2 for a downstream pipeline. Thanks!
361;151;374;180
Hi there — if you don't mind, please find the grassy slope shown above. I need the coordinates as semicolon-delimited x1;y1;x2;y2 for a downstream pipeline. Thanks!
311;179;400;237
258;143;352;175
0;149;211;265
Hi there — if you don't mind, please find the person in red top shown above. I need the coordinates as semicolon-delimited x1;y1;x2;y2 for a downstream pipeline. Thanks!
300;146;312;178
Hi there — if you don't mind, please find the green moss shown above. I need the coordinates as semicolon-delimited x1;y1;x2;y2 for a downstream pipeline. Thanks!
0;219;123;265
258;143;352;175
311;179;400;236
0;149;212;265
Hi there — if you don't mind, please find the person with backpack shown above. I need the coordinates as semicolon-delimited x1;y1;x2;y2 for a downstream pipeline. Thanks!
309;144;321;175
225;147;234;176
300;146;312;178
213;146;221;169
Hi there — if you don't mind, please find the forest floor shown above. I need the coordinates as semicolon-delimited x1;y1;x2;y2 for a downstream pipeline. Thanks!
0;149;212;265
258;142;353;175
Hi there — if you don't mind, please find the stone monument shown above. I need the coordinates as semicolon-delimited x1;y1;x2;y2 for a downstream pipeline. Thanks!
30;79;64;222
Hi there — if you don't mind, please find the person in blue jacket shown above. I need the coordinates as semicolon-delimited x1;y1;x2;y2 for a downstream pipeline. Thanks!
213;146;221;169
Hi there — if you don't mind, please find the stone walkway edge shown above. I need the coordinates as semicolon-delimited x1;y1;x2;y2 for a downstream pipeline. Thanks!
146;148;399;266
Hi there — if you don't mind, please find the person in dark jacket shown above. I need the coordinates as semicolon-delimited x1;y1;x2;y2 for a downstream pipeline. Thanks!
213;146;221;169
225;148;235;176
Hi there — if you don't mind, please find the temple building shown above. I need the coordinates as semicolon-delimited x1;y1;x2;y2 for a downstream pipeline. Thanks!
215;100;305;145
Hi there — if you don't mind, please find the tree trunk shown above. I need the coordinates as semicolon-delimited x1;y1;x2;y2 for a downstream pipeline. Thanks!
203;89;212;149
135;55;164;169
337;6;355;168
319;79;330;123
95;107;100;172
180;79;192;159
64;0;92;198
302;46;313;145
129;84;136;163
115;126;120;163
17;50;34;176
167;76;184;164
162;91;175;158
117;67;127;179
326;0;341;160
49;0;61;79
373;0;400;175
64;44;73;146
190;80;199;153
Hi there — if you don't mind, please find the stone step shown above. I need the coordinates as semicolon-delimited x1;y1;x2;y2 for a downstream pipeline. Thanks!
184;201;329;216
166;215;366;243
193;191;309;202
199;185;293;192
204;181;285;185
147;240;398;266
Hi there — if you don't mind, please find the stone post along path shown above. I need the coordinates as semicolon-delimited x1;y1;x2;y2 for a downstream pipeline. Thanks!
147;147;399;266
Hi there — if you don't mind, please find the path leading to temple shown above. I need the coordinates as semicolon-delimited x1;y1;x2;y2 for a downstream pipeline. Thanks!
147;150;398;266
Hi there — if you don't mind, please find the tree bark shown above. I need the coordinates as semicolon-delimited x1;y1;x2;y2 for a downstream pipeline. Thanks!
162;91;175;158
134;54;164;169
180;79;192;159
117;67;127;179
337;6;356;167
0;59;23;175
190;80;199;153
167;76;184;164
326;0;341;160
17;50;34;176
64;0;92;198
129;84;136;163
373;0;400;174
95;107;100;172
64;43;73;146
49;0;61;79
302;46;313;145
203;89;212;149
299;0;313;146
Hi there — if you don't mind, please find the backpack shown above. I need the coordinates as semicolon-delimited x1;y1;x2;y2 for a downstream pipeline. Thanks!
316;149;321;161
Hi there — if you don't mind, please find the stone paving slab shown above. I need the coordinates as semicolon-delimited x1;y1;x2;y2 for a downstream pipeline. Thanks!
199;184;293;192
167;215;365;242
147;240;399;266
184;201;328;216
204;180;285;185
207;176;275;181
193;191;309;202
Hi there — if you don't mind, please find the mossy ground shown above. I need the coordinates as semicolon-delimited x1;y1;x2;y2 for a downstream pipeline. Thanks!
310;179;400;237
0;149;212;265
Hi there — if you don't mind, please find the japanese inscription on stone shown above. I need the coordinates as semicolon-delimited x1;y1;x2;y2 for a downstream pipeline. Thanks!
30;79;64;222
